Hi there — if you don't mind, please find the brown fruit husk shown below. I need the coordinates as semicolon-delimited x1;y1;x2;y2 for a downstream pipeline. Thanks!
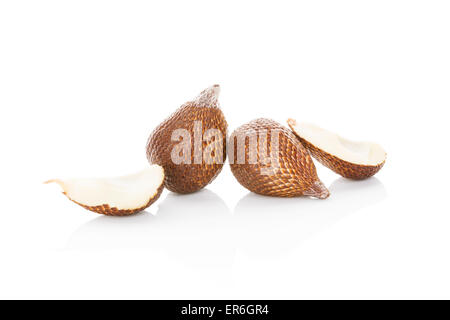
287;119;385;180
146;85;227;194
228;118;329;199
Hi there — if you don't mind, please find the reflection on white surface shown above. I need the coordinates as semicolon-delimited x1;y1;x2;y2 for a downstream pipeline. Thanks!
68;178;386;263
234;177;387;258
154;189;234;266
67;189;235;267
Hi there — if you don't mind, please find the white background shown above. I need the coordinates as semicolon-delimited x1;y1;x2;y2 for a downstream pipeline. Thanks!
1;0;449;299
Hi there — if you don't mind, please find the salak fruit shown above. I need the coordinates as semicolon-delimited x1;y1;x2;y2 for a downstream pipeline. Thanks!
228;118;330;199
146;85;227;194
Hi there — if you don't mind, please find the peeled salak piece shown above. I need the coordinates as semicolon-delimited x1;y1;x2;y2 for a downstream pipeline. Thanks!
45;165;165;216
146;85;227;194
228;118;329;199
287;119;386;180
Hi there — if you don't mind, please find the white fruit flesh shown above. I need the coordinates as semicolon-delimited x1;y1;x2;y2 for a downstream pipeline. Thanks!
289;121;386;166
47;165;164;210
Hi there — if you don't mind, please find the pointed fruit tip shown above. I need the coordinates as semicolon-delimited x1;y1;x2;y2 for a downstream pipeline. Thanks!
195;84;221;106
209;84;220;97
287;118;297;128
44;179;64;188
306;181;330;199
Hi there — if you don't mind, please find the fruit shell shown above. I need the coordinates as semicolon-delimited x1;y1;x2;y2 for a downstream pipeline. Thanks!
63;183;164;216
287;119;385;180
46;166;166;216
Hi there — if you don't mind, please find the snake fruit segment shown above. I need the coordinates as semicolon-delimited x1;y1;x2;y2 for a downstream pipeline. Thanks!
46;165;165;216
287;119;386;180
146;85;228;194
228;118;329;199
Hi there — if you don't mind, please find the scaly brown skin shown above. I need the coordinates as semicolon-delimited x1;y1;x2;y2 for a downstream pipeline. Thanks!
63;183;164;216
287;119;385;180
146;85;228;194
229;118;329;199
